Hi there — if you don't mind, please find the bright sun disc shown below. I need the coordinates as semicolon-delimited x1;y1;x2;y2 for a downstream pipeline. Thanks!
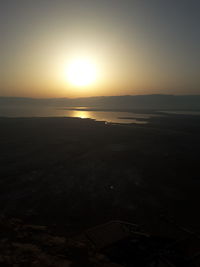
66;58;97;87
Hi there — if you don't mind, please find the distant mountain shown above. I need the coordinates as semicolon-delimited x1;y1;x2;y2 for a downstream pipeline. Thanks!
0;95;200;110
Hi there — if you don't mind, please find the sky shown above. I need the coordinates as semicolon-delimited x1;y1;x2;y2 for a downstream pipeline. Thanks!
1;0;200;98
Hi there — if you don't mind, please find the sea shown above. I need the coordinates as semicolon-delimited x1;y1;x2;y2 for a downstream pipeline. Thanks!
0;105;200;124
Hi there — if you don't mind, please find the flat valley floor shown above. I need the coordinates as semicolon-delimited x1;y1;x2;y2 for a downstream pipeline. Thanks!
0;115;200;236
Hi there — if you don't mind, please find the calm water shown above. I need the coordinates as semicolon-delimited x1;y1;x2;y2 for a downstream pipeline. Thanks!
161;110;200;115
0;106;156;124
1;106;200;123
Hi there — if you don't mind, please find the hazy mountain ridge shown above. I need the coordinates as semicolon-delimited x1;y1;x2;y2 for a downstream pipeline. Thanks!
1;94;200;109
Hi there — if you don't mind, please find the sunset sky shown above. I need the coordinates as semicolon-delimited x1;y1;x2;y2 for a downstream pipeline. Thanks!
1;0;200;98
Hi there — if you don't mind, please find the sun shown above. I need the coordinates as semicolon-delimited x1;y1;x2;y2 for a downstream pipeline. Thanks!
66;58;97;87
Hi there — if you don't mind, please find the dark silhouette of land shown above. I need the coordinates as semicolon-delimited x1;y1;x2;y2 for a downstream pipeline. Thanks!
1;94;200;109
0;112;200;266
0;115;200;231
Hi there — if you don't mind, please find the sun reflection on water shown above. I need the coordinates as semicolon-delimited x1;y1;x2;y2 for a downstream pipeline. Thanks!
72;110;90;119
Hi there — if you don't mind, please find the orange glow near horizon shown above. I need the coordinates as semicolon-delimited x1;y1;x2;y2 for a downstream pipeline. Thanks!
1;1;200;98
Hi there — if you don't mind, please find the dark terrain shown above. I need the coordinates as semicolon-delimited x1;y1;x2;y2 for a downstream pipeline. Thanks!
0;115;200;234
1;115;200;266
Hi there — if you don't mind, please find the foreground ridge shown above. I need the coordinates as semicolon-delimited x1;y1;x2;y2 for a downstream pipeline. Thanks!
0;217;199;267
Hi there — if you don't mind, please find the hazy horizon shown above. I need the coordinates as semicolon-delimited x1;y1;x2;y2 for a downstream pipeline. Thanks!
1;0;200;98
1;93;200;99
1;94;200;112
